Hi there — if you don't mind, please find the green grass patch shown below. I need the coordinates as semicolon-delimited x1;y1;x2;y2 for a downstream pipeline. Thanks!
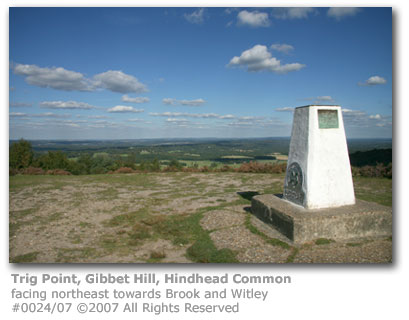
187;237;238;263
11;208;37;219
104;208;149;227
149;209;238;263
97;187;119;200
346;242;362;247
285;247;299;263
315;238;335;245
11;251;39;263
56;247;98;263
127;223;151;245
147;251;167;263
353;177;392;207
79;221;93;228
10;211;63;239
93;152;109;158
151;213;201;245
41;212;63;225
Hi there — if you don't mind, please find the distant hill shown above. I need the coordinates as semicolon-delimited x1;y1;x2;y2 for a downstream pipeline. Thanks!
349;149;392;167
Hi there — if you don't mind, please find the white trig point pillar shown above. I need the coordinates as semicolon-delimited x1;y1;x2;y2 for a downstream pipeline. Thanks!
284;105;355;209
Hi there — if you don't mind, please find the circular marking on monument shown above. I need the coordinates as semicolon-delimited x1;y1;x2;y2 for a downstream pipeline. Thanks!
284;162;305;206
287;162;303;188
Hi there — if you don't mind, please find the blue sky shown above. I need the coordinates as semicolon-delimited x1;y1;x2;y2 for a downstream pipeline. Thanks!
9;7;392;140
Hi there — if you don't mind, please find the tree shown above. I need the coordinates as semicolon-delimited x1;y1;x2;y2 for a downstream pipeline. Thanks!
35;151;70;170
9;139;33;169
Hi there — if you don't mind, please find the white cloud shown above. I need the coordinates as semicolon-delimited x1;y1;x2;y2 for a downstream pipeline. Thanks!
40;101;97;110
228;44;305;74
359;76;387;86
316;96;333;101
149;112;236;119
342;108;366;116
166;118;189;123
88;115;109;119
121;95;150;104
225;8;239;15
107;106;144;113
303;95;335;104
10;102;32;107
275;107;294;112
12;63;92;91
237;10;270;27
162;98;178;106
10;112;71;119
180;99;206;106
184;8;205;24
93;70;148;93
32;112;71;118
270;43;294;54
327;8;360;20
224;116;285;128
126;118;144;122
237;116;265;121
162;98;206;106
272;8;316;19
342;108;391;129
218;114;235;119
13;63;148;94
150;111;183;117
10;112;27;117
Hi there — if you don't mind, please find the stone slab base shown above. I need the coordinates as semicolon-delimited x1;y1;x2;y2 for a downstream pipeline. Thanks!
251;194;392;244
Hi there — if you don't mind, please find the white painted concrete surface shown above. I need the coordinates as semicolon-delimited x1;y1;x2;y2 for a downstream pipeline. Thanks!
284;105;355;209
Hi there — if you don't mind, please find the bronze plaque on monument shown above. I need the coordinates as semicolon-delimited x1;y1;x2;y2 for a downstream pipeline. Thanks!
318;110;339;129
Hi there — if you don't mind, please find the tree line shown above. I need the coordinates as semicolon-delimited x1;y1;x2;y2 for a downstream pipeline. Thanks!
9;139;392;178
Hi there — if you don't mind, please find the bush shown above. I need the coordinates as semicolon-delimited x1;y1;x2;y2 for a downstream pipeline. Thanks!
9;168;19;176
113;167;134;174
34;151;70;171
351;163;392;178
9;139;33;169
236;161;287;173
46;169;71;175
21;167;45;175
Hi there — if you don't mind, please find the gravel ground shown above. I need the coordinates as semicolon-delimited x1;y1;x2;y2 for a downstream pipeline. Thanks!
10;173;392;264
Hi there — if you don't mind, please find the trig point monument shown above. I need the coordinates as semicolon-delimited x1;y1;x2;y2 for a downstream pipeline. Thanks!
251;105;392;243
283;105;355;209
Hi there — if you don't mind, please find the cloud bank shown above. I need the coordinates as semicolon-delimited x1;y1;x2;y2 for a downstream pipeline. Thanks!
40;101;97;110
272;8;316;20
162;98;206;106
327;8;360;20
184;8;205;24
107;106;145;113
237;10;270;27
359;76;387;86
122;95;150;103
13;63;148;94
228;44;305;74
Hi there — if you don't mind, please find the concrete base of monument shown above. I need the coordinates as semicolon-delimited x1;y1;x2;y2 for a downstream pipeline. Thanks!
251;194;392;244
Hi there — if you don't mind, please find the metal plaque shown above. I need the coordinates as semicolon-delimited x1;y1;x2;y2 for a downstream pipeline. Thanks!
284;162;305;206
318;110;339;129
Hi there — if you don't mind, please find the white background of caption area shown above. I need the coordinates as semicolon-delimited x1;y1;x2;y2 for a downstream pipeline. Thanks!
2;0;408;319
